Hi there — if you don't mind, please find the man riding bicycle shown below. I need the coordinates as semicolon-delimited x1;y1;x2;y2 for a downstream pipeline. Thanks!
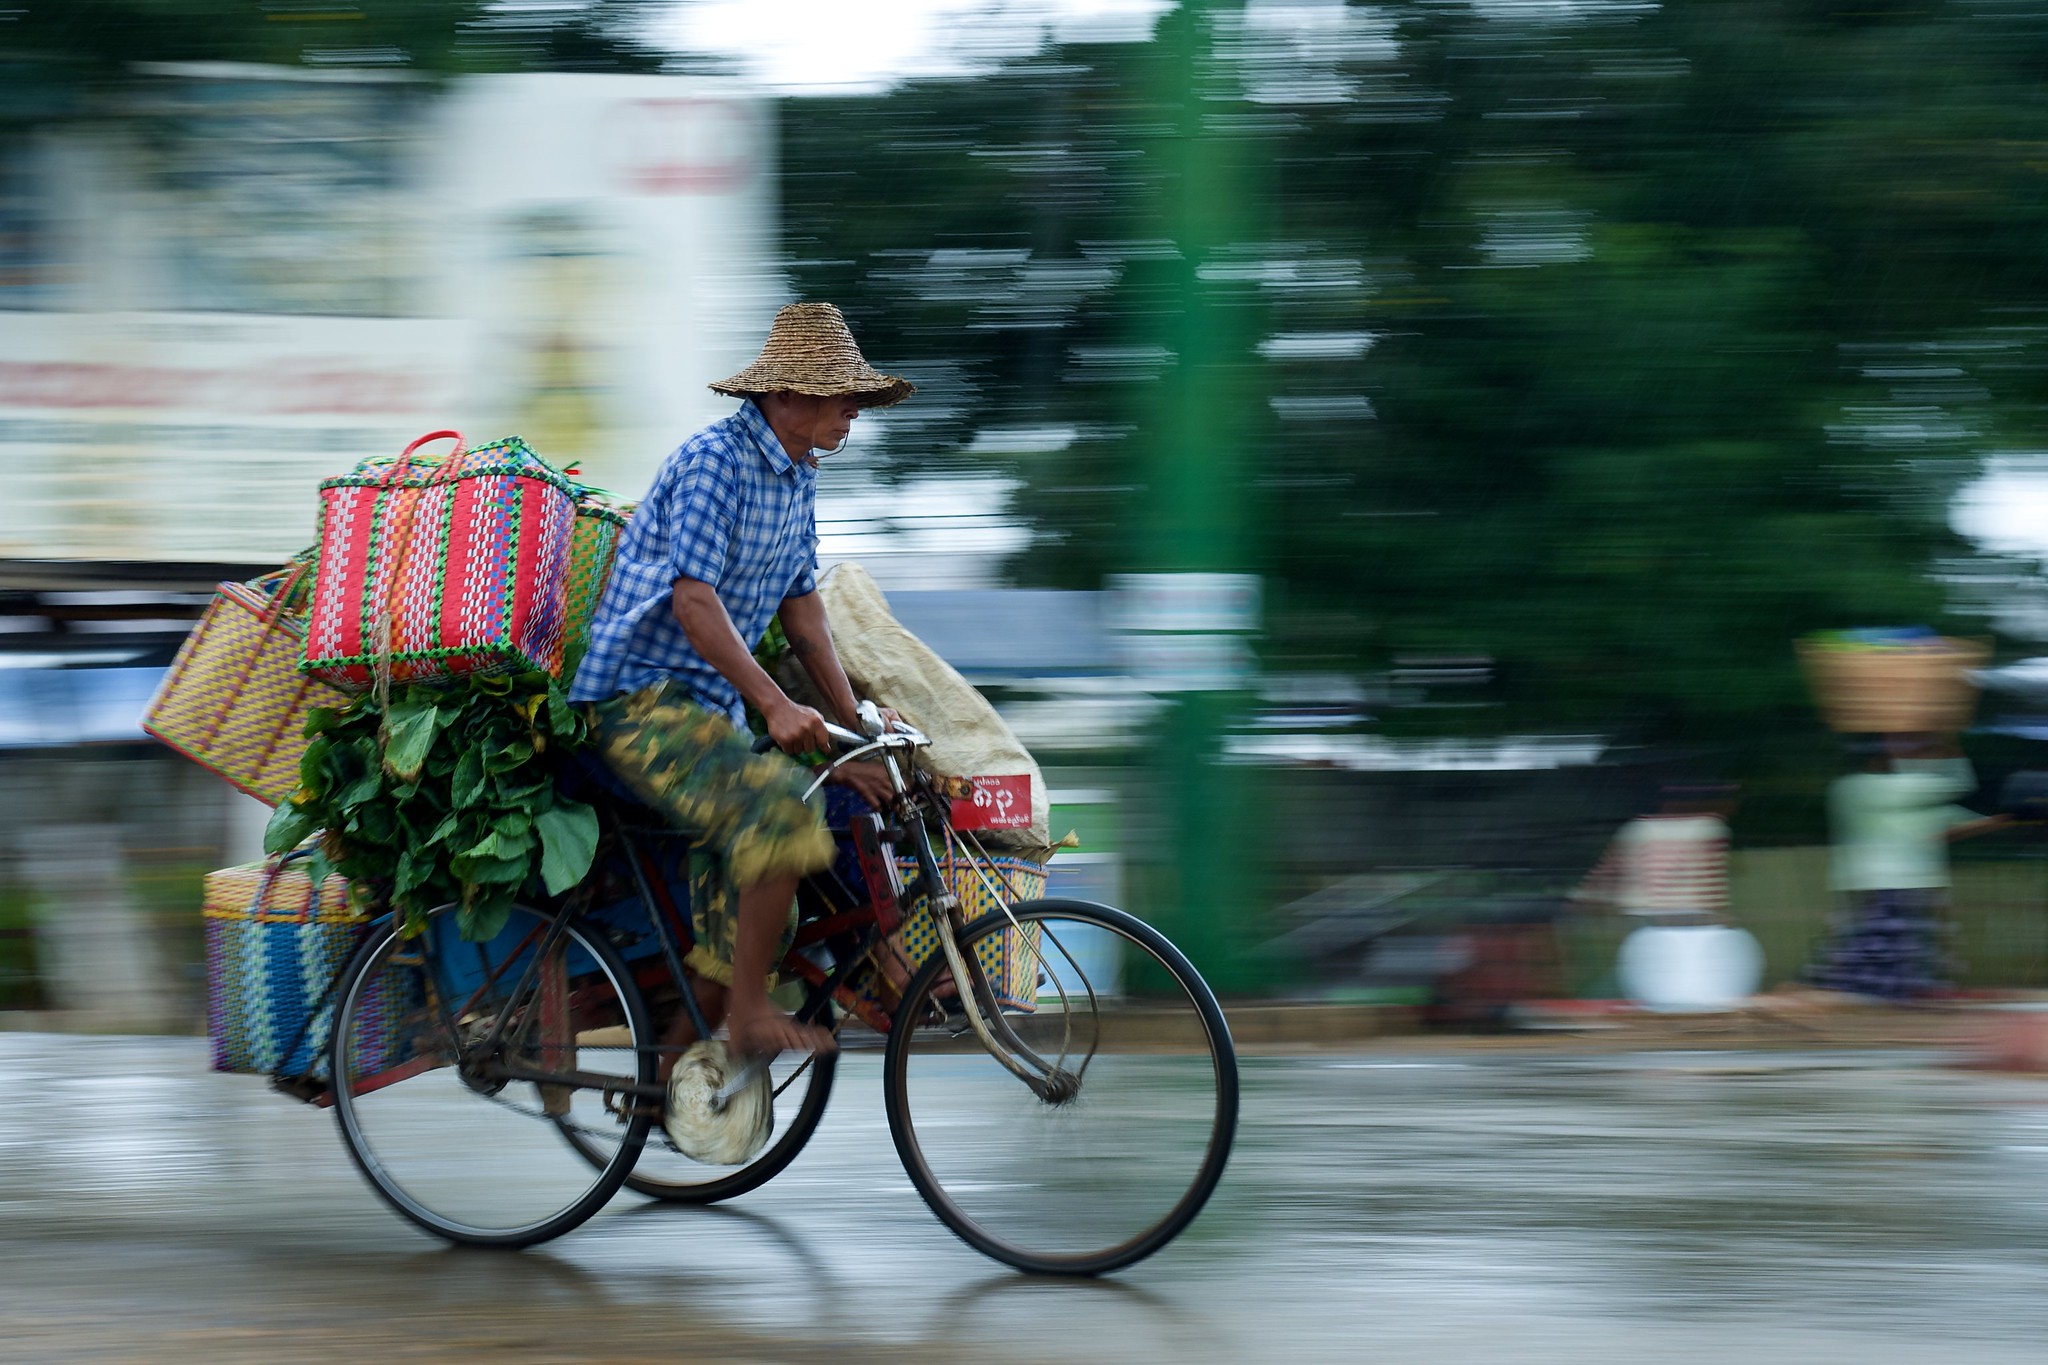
567;302;909;1062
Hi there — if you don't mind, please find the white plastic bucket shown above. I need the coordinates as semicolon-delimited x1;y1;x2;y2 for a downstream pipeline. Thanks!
1617;923;1765;1014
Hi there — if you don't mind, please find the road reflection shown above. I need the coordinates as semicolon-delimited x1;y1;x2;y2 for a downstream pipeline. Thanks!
4;1040;2048;1362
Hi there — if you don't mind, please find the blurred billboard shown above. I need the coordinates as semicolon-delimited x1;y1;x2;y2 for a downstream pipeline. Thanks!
0;64;777;569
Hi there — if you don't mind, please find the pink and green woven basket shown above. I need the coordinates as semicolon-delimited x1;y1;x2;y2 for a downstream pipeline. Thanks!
301;432;579;692
300;431;633;692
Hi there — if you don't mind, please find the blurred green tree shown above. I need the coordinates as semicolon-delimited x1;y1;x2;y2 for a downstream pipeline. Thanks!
0;1;668;77
785;1;2048;821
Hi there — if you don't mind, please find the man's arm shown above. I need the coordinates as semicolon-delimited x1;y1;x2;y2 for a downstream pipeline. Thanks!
773;591;899;807
1949;812;2014;841
670;576;831;755
777;590;861;730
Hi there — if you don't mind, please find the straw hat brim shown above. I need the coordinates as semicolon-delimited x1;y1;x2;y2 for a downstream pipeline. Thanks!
710;301;915;409
709;364;913;409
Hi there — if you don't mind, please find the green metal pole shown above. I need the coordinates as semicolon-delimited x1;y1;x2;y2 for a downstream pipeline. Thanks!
1122;0;1271;997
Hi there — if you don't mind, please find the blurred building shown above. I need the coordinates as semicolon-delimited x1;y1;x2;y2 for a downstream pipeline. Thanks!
0;62;778;1022
1;62;776;565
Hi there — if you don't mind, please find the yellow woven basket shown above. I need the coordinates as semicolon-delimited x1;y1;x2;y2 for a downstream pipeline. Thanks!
144;568;344;806
844;854;1045;1025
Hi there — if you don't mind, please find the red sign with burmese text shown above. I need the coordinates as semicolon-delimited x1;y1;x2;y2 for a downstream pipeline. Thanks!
948;775;1033;831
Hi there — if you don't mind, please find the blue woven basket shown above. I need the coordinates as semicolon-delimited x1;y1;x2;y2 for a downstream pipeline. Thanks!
202;849;390;1081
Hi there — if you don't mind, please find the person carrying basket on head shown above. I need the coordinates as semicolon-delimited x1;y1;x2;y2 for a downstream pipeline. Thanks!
568;302;909;1061
1796;732;2007;1004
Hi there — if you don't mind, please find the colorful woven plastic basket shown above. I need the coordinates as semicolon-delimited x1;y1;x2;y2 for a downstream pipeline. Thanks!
562;488;635;681
302;431;578;692
844;853;1045;1026
202;851;407;1081
143;565;342;806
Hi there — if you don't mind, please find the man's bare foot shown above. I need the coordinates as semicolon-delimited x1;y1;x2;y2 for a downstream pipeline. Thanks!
726;1001;837;1059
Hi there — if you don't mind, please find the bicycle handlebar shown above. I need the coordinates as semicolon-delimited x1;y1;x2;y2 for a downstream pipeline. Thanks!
749;718;926;757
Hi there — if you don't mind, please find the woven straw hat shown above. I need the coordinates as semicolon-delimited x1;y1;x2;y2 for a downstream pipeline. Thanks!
709;302;914;408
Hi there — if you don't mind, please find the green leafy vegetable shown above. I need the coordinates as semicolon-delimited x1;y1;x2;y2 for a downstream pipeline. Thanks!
380;696;441;782
264;670;599;940
535;801;601;896
264;798;317;855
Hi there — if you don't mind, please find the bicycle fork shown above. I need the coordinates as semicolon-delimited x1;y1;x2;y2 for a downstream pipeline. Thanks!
905;818;1080;1106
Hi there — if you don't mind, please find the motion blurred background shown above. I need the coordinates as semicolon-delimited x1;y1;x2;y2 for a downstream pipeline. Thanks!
6;0;2048;1027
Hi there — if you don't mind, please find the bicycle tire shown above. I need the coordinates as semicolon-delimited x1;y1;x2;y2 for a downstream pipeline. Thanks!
882;898;1238;1276
558;1046;838;1203
329;902;656;1248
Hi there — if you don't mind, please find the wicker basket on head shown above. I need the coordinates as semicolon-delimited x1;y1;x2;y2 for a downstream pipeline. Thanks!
1797;635;1989;734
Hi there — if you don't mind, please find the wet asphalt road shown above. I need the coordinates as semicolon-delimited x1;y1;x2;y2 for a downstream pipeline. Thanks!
5;1034;2048;1363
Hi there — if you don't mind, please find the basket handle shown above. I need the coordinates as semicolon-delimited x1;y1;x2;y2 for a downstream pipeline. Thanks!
251;561;310;631
381;430;466;485
246;846;325;924
362;433;451;710
369;482;432;719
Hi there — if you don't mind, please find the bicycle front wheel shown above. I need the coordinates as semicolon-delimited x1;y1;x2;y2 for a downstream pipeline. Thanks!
883;898;1238;1275
329;901;656;1248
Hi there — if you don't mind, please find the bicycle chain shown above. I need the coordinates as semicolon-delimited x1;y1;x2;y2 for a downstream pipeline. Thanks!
459;1045;821;1152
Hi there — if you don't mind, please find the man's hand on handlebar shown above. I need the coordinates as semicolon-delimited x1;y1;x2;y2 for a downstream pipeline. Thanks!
764;698;834;757
827;759;896;809
855;699;905;738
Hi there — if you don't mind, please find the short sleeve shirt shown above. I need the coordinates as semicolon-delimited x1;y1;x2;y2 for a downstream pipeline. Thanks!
567;401;819;727
1828;757;1977;892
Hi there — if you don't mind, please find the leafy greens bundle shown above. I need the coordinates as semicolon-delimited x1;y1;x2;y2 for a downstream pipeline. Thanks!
263;670;600;941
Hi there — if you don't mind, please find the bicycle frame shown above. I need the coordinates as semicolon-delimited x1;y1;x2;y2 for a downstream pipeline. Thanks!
590;723;1081;1109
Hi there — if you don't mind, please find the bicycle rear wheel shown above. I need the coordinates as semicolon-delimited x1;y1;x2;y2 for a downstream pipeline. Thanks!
882;898;1238;1275
329;902;655;1247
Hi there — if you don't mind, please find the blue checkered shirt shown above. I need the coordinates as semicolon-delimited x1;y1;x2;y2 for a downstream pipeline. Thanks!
568;401;818;727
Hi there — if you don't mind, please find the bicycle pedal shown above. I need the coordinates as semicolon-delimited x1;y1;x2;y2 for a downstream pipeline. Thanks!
601;1088;659;1123
938;997;975;1037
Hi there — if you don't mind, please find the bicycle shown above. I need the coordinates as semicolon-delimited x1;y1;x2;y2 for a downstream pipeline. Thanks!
323;714;1239;1275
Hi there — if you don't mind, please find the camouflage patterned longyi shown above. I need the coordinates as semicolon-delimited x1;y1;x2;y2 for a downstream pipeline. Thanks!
586;681;834;985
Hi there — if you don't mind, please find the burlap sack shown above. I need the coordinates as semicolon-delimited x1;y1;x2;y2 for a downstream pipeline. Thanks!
778;563;1050;850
